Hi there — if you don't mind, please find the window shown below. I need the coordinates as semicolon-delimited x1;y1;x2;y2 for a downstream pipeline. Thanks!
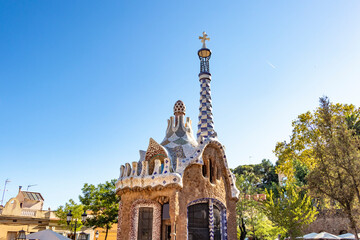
203;157;218;183
187;199;227;240
138;207;153;240
162;203;170;220
202;163;207;177
202;158;208;177
213;205;221;240
131;200;161;240
209;158;213;183
188;203;209;240
7;232;17;240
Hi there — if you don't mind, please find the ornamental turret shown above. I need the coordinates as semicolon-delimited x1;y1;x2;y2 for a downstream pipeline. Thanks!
197;32;216;141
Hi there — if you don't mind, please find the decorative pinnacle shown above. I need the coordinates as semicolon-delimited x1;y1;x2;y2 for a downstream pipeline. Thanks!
173;100;186;116
199;31;210;48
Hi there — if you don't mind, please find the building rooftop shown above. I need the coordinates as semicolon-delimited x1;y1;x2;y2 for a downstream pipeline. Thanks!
20;191;44;201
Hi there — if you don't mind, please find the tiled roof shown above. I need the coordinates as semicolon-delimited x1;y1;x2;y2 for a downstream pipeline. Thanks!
21;191;44;201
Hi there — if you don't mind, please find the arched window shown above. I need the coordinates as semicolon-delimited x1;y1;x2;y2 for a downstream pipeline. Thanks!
188;203;209;240
209;158;213;183
148;155;166;175
202;159;208;177
187;198;227;240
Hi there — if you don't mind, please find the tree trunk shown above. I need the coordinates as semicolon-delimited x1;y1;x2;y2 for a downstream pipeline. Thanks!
239;217;247;240
253;225;256;240
104;226;109;240
345;204;359;240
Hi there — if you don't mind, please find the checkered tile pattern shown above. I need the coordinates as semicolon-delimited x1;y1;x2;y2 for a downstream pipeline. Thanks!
197;78;215;139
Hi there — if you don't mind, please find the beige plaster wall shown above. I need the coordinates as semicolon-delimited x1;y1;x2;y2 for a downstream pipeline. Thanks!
1;198;21;216
0;223;47;240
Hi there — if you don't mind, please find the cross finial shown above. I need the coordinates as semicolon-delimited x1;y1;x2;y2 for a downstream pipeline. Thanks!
199;31;210;48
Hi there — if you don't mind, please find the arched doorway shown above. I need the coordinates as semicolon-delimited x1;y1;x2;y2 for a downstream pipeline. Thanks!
187;198;227;240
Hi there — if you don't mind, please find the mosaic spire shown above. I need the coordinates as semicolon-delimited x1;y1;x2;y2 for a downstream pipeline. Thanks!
197;32;216;140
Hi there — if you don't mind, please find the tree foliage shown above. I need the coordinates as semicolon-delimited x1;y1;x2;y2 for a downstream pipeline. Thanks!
233;159;278;191
262;184;317;240
275;96;360;238
56;199;85;232
275;97;360;183
236;169;279;240
307;97;360;239
79;179;119;240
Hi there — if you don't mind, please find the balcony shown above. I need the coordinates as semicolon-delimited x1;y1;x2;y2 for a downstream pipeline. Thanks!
21;209;37;217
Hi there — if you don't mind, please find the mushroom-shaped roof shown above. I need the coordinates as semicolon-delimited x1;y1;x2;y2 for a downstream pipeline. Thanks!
174;100;186;116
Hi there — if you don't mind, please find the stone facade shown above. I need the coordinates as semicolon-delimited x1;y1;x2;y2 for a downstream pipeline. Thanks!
116;35;239;240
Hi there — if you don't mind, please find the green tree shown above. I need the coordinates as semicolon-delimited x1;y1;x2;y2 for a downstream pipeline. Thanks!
249;211;281;240
79;179;119;240
346;113;360;136
233;159;278;191
275;97;360;238
56;199;85;234
236;171;279;240
236;173;256;240
262;184;318;240
275;97;360;183
307;97;360;239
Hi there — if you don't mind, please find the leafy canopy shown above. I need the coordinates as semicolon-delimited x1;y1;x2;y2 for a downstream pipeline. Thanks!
236;169;279;240
262;184;317;240
79;179;119;238
275;97;360;184
56;199;85;232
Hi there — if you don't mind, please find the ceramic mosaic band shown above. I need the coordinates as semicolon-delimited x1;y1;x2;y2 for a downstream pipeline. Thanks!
197;76;216;140
209;199;215;240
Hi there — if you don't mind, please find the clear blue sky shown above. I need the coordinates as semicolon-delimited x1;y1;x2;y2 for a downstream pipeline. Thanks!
1;1;360;209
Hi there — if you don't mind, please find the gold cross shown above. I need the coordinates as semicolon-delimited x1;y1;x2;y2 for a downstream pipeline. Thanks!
199;31;210;48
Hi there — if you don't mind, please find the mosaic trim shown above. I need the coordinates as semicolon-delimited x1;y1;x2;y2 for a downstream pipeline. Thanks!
209;199;215;240
161;112;198;171
197;75;216;140
117;201;123;240
187;198;227;240
130;199;161;240
117;138;239;199
116;158;183;191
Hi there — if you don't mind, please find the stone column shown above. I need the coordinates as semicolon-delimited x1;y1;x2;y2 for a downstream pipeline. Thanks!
169;191;179;240
117;201;123;240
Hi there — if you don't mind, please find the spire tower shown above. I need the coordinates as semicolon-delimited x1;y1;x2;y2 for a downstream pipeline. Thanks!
197;32;216;141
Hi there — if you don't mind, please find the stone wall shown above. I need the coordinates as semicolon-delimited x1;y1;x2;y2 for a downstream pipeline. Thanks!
117;187;178;240
176;145;237;240
306;209;355;235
